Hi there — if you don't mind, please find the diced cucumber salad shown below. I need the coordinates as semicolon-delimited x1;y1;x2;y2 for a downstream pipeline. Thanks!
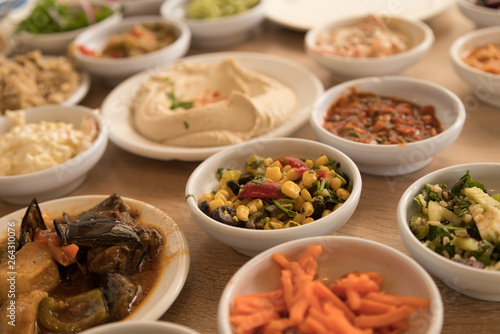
409;171;500;270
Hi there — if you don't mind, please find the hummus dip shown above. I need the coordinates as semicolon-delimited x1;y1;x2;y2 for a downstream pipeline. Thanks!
131;58;297;147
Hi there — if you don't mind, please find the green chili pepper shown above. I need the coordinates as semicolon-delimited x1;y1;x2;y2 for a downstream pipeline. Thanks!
38;288;108;333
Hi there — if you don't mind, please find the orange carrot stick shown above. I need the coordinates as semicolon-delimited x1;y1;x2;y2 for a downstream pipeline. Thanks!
354;305;416;328
356;298;392;315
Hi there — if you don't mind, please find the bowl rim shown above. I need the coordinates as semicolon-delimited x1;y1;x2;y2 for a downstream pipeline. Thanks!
305;14;435;64
161;0;266;26
396;162;500;277
185;137;362;237
457;0;500;16
310;76;466;152
0;105;107;182
73;15;191;65
218;235;444;334
449;25;500;78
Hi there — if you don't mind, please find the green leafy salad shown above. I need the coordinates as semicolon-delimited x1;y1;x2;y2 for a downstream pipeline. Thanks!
15;0;115;34
409;171;500;270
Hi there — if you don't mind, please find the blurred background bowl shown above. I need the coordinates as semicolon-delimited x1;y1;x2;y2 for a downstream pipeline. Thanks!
396;163;500;301
72;15;191;86
185;137;362;257
457;0;500;28
310;76;466;176
304;14;434;81
81;321;200;334
450;25;500;107
5;0;122;55
115;0;164;16
218;235;443;334
0;105;107;204
160;0;265;48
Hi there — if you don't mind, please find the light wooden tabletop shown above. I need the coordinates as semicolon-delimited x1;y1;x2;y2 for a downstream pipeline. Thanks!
2;4;500;334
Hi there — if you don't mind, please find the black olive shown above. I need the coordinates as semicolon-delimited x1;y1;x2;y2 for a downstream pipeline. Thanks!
226;180;241;196
246;210;266;229
311;197;326;220
212;205;238;226
238;173;254;185
198;200;210;216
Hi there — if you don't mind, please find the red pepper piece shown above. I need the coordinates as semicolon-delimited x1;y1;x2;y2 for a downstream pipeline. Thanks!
277;156;308;169
78;45;97;56
237;181;284;199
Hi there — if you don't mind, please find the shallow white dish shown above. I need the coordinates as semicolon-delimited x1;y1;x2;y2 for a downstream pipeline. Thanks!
0;105;108;204
457;0;500;28
161;0;266;48
397;163;500;301
450;26;500;107
185;137;362;257
265;0;455;32
66;69;91;106
0;195;191;320
81;321;200;334
310;76;466;176
101;52;324;161
218;236;443;333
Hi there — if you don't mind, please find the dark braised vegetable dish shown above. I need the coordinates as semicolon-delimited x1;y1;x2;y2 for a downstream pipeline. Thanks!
323;88;443;145
196;154;352;229
0;194;163;333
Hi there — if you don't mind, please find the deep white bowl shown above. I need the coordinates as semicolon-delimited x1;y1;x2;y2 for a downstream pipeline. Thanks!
310;76;466;176
450;26;500;107
305;15;434;80
73;15;191;85
457;0;500;28
5;0;122;55
0;105;107;204
397;163;500;301
81;321;200;334
218;236;443;334
160;0;266;48
185;137;362;257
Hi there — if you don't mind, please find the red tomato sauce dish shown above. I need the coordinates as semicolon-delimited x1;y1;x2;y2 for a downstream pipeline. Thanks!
322;88;443;145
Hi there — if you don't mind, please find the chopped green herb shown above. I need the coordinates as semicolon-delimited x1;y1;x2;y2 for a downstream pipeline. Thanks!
183;121;189;129
167;91;194;110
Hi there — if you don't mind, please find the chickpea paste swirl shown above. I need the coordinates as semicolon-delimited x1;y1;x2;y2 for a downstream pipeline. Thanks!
322;88;443;145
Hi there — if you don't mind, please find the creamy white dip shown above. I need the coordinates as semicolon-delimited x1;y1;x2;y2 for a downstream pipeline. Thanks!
131;58;298;147
0;111;98;176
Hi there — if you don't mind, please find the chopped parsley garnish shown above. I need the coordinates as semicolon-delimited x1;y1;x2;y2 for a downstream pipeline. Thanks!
167;91;194;110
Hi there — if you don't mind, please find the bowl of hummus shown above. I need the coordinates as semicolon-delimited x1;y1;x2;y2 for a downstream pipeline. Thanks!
0;105;108;204
101;52;324;161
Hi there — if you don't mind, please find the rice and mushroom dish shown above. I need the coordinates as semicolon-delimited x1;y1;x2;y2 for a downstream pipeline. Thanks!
0;50;82;113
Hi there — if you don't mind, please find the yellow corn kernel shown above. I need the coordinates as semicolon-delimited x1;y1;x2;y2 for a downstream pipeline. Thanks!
281;181;301;199
209;199;225;213
305;159;314;168
198;192;214;204
225;201;234;208
333;203;343;211
263;157;274;167
302;217;314;224
302;171;317;188
337;188;350;201
300;188;312;202
215;189;230;200
214;192;227;203
264;220;284;230
293;196;305;212
320;189;329;197
322;209;332;218
270;217;281;223
282;165;292;172
269;160;283;169
329;177;342;191
315;155;329;166
279;176;289;185
236;205;250;221
247;199;264;212
265;166;283;182
219;170;241;189
285;168;301;181
285;221;301;228
301;201;314;216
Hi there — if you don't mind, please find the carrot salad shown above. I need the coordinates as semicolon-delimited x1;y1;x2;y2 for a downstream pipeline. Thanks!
230;245;431;334
322;89;443;145
462;43;500;75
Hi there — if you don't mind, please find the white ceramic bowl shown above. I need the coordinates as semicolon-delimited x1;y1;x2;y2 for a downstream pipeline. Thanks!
457;0;500;28
305;15;434;80
450;26;500;107
81;321;200;334
160;0;266;48
5;0;122;55
185;137;362;257
0;195;190;325
397;163;500;301
218;236;443;334
310;76;466;176
0;105;107;204
73;15;191;86
116;0;164;16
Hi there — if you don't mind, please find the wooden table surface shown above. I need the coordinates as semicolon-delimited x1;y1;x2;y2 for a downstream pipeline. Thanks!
2;4;500;334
